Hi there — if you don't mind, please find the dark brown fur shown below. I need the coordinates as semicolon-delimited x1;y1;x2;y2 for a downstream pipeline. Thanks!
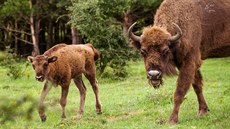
129;0;230;124
28;43;102;122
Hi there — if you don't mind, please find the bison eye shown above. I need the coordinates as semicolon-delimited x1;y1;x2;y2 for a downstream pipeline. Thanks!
32;64;35;69
162;47;169;57
140;49;147;57
43;63;48;69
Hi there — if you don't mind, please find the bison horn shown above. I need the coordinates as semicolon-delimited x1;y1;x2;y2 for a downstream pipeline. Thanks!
169;23;182;42
128;22;141;42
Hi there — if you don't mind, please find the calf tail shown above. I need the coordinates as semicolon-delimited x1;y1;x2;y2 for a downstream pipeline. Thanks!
86;43;100;61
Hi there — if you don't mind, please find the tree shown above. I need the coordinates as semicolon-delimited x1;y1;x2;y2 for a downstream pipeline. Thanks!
0;0;74;55
0;0;31;53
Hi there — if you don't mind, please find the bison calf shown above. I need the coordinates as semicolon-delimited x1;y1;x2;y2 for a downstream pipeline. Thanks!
28;43;102;121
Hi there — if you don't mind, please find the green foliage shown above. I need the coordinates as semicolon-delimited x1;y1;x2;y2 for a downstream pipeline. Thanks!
68;0;163;79
68;0;137;79
0;0;30;18
0;94;38;124
0;48;29;79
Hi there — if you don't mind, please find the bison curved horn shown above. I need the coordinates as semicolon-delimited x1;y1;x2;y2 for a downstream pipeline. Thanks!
128;22;141;42
169;23;182;42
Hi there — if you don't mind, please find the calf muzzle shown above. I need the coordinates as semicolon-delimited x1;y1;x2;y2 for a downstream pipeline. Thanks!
36;75;44;82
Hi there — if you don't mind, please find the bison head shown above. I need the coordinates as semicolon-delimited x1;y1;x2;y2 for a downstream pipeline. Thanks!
128;22;182;88
27;55;57;82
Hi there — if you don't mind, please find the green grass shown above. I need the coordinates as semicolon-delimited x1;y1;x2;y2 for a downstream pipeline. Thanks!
0;58;230;129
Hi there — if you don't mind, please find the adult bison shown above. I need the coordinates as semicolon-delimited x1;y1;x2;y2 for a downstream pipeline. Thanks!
128;0;230;124
28;43;102;121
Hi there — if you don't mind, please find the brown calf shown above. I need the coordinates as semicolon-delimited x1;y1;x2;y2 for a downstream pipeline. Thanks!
28;43;101;121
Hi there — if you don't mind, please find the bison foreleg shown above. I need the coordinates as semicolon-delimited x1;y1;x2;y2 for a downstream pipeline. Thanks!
39;81;53;122
168;62;196;124
192;70;209;116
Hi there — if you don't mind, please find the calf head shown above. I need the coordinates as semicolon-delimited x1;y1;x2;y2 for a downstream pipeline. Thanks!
128;22;182;88
27;55;57;82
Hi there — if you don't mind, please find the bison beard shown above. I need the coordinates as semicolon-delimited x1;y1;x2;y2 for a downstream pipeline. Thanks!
148;58;177;88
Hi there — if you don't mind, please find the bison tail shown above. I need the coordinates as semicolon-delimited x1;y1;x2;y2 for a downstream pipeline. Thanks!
86;43;100;61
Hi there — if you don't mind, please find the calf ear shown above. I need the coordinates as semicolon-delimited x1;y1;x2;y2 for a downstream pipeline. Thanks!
48;56;58;63
27;56;34;63
129;39;141;50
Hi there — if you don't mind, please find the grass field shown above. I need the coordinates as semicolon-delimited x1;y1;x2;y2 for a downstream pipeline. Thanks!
0;58;229;129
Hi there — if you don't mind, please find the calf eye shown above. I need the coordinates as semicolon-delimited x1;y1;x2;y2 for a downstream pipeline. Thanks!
43;63;48;69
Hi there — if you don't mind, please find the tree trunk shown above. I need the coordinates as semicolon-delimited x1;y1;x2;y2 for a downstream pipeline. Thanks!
5;24;10;46
0;29;5;50
29;0;40;56
71;28;81;44
54;21;59;43
47;21;53;49
123;11;134;37
14;21;18;54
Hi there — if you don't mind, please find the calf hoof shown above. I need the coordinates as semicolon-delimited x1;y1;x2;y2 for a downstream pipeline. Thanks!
74;115;82;120
77;113;83;119
61;114;66;118
40;115;46;122
168;116;178;125
168;119;178;125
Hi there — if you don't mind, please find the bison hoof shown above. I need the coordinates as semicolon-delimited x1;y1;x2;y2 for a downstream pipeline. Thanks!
97;111;102;115
96;108;102;115
40;115;46;122
198;108;210;116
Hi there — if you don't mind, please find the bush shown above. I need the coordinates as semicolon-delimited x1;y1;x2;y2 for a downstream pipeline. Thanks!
0;94;38;124
69;0;139;79
0;48;29;79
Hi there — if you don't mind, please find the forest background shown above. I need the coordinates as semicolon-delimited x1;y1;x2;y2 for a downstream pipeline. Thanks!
0;0;162;78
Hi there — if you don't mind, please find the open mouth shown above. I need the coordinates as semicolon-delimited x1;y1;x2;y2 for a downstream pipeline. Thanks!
148;79;162;88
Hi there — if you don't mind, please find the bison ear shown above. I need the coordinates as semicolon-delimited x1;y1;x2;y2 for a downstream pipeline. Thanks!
129;39;141;50
27;56;34;63
48;56;58;63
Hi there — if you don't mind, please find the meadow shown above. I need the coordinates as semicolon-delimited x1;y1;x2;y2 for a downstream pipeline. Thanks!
0;58;229;129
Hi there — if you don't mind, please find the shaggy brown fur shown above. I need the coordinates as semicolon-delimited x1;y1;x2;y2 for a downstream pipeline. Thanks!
28;43;101;122
129;0;230;124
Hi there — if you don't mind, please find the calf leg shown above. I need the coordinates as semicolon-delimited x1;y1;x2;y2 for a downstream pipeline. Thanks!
60;86;70;118
85;63;102;114
85;74;102;114
168;62;195;124
74;76;86;118
39;81;52;122
192;70;209;116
